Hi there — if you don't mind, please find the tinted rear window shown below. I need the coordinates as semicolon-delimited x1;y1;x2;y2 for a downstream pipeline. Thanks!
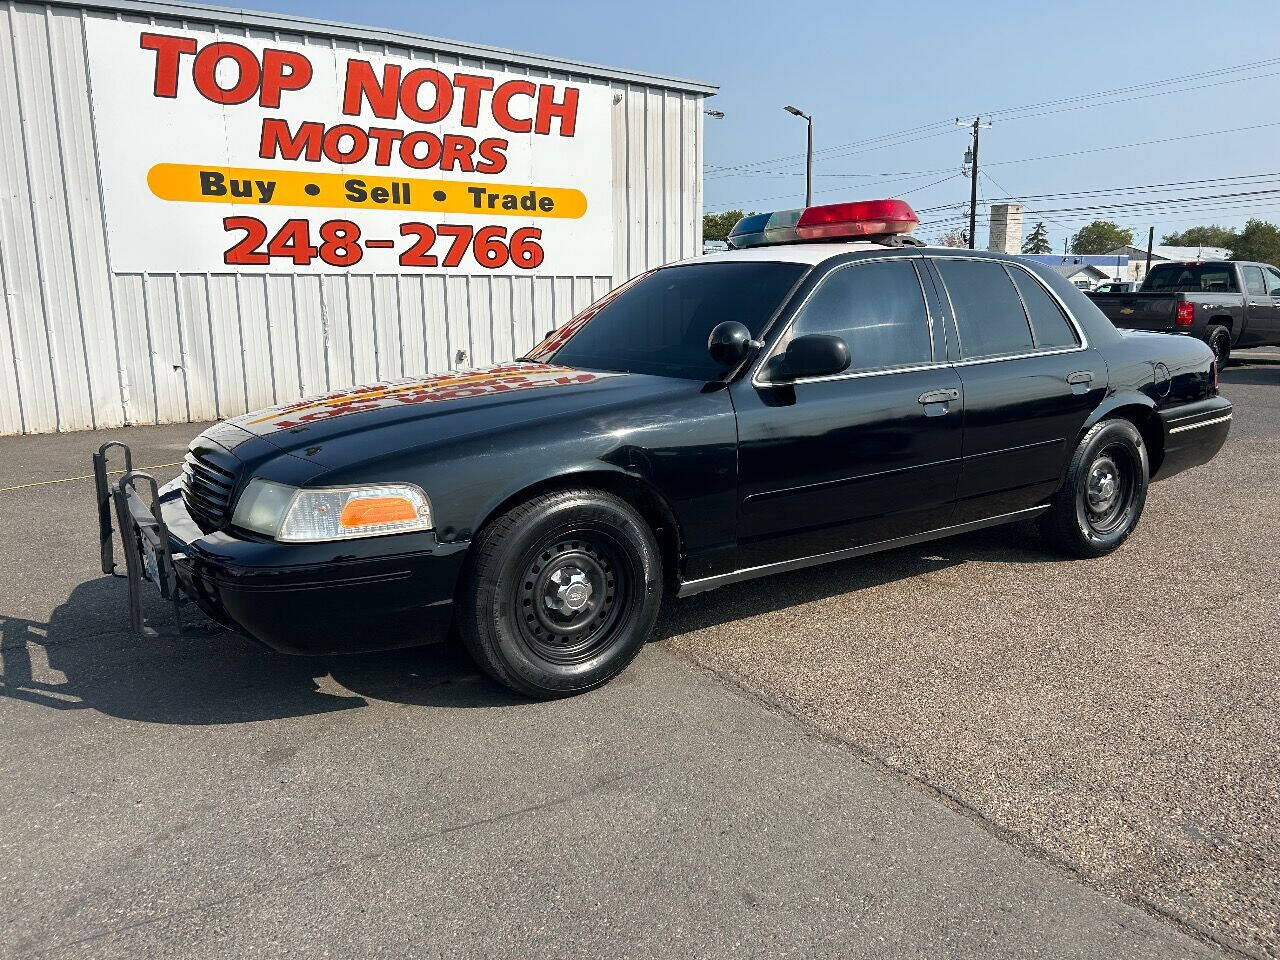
1010;268;1079;350
935;259;1034;359
537;261;807;380
1145;263;1238;293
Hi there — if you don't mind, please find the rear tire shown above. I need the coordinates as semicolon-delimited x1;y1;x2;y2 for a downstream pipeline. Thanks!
1039;418;1149;559
1206;325;1231;369
458;488;663;699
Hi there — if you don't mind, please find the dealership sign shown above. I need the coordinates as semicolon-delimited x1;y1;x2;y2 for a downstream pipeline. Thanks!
84;20;614;274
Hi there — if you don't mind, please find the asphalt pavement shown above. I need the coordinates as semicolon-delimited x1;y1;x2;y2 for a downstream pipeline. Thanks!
1;352;1276;958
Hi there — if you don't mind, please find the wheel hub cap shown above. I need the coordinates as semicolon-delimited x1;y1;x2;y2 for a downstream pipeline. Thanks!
546;566;593;616
1087;457;1120;512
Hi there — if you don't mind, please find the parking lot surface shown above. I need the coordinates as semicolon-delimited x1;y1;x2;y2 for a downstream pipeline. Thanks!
1;353;1275;959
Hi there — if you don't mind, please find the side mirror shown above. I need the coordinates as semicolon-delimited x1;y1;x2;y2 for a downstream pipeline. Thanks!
707;321;759;367
774;334;850;381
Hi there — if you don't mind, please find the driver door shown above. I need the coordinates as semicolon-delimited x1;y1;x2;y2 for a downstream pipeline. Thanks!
729;256;963;566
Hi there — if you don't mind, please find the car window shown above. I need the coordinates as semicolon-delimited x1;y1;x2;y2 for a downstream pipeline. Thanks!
1144;263;1238;292
1243;265;1267;296
1264;266;1280;295
786;259;932;372
533;261;807;380
1010;268;1080;349
935;259;1034;359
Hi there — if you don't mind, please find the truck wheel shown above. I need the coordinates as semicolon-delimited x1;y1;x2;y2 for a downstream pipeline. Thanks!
458;487;663;699
1206;325;1231;368
1039;418;1149;559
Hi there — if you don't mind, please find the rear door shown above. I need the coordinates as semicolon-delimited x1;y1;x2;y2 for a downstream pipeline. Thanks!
1241;265;1272;346
927;256;1107;524
1259;266;1280;345
731;256;963;564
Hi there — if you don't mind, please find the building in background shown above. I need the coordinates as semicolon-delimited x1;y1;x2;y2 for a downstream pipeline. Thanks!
0;0;715;435
1019;254;1130;289
987;202;1024;254
1102;245;1233;285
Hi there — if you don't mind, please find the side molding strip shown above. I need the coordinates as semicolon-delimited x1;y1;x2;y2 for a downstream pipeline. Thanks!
1167;413;1232;435
676;505;1048;597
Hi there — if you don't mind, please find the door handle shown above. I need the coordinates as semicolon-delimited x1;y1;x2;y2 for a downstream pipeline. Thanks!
917;388;960;404
1066;370;1094;385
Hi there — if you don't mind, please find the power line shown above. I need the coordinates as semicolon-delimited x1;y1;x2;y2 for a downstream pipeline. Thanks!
917;170;1280;211
703;56;1280;176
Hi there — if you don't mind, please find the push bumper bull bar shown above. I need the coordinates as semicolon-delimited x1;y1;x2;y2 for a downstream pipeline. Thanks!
93;441;216;638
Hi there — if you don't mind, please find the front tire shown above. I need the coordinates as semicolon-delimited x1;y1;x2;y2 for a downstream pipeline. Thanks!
1039;418;1149;558
458;488;663;699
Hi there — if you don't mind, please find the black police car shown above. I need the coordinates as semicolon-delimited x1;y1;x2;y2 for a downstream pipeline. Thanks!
95;199;1232;698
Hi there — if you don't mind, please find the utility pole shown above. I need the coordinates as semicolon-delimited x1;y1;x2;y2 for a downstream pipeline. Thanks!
1144;226;1155;282
956;117;991;250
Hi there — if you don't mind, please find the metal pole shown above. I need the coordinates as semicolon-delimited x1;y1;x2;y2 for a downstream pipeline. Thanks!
968;117;980;250
805;116;813;207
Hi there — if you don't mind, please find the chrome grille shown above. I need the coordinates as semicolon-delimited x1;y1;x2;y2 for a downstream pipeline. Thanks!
182;447;239;531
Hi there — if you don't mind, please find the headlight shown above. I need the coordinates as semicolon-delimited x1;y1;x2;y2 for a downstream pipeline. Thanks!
232;479;433;542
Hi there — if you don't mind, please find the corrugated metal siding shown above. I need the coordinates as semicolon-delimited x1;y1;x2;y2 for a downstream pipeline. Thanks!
0;1;708;434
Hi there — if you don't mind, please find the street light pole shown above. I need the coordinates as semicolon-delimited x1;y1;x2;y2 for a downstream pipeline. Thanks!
784;105;813;206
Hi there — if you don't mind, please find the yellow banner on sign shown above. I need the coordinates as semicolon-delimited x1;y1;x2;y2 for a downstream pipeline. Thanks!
146;163;587;219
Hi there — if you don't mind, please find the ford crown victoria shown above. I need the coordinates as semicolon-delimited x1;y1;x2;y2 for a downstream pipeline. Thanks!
95;199;1232;698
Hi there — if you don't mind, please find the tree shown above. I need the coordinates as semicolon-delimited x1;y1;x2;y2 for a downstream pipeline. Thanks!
1161;224;1237;250
1070;220;1134;254
703;209;748;243
1230;219;1280;267
936;227;969;248
1021;221;1052;254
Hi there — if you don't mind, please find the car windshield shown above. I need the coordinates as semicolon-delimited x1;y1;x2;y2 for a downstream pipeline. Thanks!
525;261;808;380
1144;263;1237;293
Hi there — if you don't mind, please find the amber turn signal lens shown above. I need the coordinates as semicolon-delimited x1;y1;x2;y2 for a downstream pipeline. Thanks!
339;496;418;528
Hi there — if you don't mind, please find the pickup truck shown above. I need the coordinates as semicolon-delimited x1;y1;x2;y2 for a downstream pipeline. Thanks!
1087;260;1280;365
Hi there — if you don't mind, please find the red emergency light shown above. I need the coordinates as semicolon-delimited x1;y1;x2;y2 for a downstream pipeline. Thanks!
727;198;920;249
794;199;919;240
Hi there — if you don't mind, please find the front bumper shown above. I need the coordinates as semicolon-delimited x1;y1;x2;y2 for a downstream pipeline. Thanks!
96;448;469;654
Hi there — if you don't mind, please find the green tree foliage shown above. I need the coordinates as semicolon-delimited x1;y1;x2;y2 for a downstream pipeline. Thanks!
1158;220;1280;266
1021;221;1052;254
1161;225;1238;250
1070;220;1134;255
1231;219;1280;267
703;209;748;243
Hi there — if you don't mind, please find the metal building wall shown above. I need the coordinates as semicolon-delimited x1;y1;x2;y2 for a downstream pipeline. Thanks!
0;0;711;435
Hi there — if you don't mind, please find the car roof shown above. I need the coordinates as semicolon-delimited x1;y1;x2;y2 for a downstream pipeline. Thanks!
676;242;893;267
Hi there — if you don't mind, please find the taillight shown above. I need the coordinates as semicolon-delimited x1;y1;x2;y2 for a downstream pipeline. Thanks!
1175;302;1195;327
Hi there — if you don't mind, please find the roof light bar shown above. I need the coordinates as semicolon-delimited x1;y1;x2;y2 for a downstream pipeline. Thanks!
796;199;919;240
726;199;918;249
727;208;804;249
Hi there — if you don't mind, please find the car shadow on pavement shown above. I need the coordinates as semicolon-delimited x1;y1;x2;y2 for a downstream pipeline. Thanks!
0;577;520;726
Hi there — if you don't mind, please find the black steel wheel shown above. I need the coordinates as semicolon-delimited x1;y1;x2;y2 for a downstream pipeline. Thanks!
458;488;663;698
1039;418;1149;558
515;535;628;665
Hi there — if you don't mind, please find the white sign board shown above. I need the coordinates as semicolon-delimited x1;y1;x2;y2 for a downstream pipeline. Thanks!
84;19;614;275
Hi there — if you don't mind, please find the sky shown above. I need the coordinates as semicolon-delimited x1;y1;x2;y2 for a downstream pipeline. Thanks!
230;0;1280;251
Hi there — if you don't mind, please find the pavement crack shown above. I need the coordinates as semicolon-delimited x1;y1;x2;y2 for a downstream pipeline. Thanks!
661;647;1259;960
17;758;669;959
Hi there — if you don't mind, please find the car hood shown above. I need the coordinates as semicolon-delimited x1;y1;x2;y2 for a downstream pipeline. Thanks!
216;361;690;466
